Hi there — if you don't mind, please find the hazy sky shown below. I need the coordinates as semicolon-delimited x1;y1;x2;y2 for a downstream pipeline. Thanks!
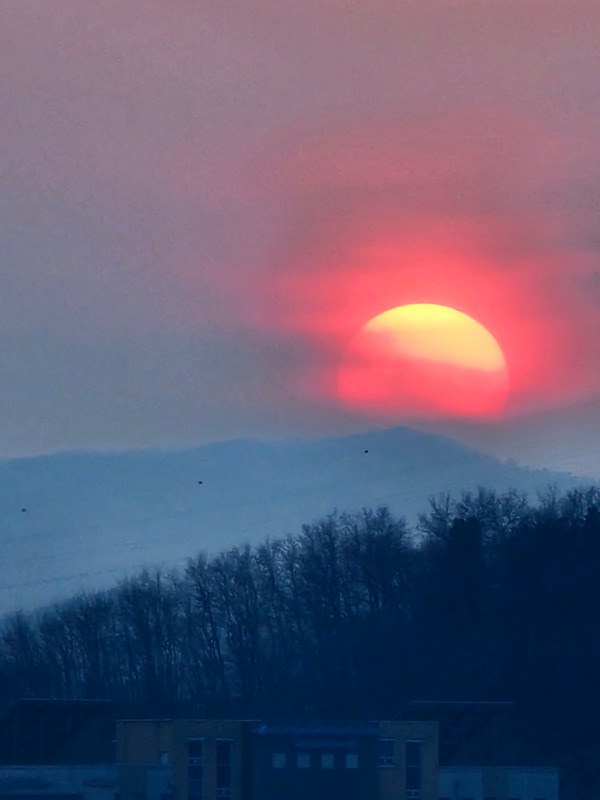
1;1;599;473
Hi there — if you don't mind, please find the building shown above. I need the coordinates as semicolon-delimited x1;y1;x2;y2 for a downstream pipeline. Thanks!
378;721;439;800
116;717;439;800
402;702;559;800
0;700;559;800
117;719;247;800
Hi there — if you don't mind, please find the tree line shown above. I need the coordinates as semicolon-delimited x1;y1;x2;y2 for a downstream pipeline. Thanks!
0;486;599;791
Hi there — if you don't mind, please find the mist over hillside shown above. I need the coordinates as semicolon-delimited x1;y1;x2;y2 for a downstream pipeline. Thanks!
0;425;582;614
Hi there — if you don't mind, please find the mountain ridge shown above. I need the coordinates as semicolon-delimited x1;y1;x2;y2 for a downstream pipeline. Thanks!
0;425;585;615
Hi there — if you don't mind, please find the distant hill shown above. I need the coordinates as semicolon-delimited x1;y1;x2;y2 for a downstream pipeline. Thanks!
0;425;584;615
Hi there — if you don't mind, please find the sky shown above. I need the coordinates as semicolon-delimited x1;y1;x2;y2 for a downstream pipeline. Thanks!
1;1;599;475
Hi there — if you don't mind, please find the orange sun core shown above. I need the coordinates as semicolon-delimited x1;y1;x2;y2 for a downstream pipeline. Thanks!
337;304;509;419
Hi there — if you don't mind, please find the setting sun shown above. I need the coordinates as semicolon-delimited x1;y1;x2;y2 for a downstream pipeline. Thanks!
338;304;509;419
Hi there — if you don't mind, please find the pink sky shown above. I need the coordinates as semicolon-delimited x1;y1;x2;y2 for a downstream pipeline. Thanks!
0;1;599;471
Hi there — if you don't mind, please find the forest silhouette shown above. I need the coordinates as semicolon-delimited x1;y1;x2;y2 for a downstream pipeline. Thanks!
1;486;599;795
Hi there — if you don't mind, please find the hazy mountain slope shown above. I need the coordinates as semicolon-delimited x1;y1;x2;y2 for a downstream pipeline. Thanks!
0;426;584;615
421;399;600;480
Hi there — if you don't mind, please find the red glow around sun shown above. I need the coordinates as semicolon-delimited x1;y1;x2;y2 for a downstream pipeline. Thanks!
264;211;595;421
338;304;509;419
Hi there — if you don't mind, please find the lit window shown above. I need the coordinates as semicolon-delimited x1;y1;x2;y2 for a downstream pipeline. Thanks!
272;753;287;769
297;753;310;768
345;753;359;769
321;753;334;769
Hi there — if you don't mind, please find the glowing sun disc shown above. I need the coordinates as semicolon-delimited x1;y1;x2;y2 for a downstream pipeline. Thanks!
338;303;509;418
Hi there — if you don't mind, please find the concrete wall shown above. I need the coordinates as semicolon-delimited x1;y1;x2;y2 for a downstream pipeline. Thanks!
0;765;117;800
439;766;484;800
507;767;559;800
438;766;559;800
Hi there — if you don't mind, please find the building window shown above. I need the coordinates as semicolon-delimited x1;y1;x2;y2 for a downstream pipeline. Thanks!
187;739;204;800
378;738;395;767
160;752;169;765
321;753;335;769
216;740;232;798
188;739;204;761
405;740;422;799
297;752;310;768
272;753;287;769
345;753;359;769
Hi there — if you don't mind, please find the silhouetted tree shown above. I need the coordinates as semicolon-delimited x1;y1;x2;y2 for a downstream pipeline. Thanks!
0;488;599;797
